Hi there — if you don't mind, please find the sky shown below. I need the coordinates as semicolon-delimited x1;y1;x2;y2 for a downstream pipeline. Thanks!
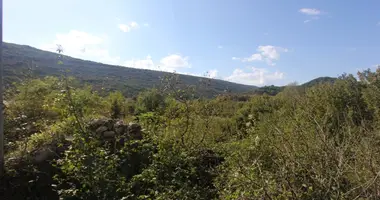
4;0;380;86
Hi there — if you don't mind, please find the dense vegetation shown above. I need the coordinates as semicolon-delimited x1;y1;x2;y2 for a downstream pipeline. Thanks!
301;76;337;88
253;77;338;96
1;58;380;199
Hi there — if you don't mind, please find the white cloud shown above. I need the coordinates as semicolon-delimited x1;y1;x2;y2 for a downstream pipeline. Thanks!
233;45;288;66
159;54;190;71
118;21;139;32
184;72;200;77
299;8;322;15
41;30;192;72
208;69;218;78
218;45;223;49
258;45;287;60
124;56;156;70
243;54;263;62
118;24;131;32
143;23;150;27
183;69;218;79
40;30;198;76
299;8;324;24
130;22;139;28
4;38;14;43
233;54;263;62
123;54;191;72
40;30;121;65
225;67;284;86
304;16;320;23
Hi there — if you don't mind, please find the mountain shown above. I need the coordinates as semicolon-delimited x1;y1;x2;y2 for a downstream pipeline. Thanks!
2;42;257;97
301;77;337;87
252;77;338;96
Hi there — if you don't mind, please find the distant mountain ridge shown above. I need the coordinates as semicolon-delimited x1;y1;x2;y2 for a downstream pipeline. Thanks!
301;77;337;87
252;77;337;96
2;42;257;97
2;42;337;97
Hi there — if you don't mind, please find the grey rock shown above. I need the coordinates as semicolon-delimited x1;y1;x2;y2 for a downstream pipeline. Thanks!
127;122;142;140
114;120;125;134
128;122;141;132
88;118;143;143
103;131;115;138
89;119;107;130
105;119;115;130
96;126;108;135
114;120;124;127
115;126;125;134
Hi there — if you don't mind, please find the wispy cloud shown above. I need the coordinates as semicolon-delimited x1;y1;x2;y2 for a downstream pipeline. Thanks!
299;8;322;15
225;67;284;86
124;54;191;72
217;45;223;49
299;8;325;23
124;56;155;70
159;54;191;70
233;45;288;66
304;19;312;23
40;30;121;65
184;70;219;79
208;69;218;78
118;21;140;32
242;54;263;62
118;24;131;32
41;30;193;74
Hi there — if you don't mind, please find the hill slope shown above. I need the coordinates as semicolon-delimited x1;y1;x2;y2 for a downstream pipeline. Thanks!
301;76;337;87
252;77;337;96
2;42;257;97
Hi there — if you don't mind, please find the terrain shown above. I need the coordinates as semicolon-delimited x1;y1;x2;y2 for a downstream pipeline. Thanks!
6;42;377;200
2;42;336;97
3;42;259;97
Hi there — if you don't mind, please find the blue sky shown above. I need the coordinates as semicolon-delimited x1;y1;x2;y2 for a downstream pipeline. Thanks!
4;0;380;86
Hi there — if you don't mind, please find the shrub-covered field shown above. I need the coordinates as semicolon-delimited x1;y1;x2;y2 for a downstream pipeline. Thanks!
2;68;380;199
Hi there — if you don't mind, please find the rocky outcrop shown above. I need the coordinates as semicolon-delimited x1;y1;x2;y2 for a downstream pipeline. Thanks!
88;118;143;142
1;119;144;200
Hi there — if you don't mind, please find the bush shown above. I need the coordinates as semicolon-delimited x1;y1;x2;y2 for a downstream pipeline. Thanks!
5;69;380;199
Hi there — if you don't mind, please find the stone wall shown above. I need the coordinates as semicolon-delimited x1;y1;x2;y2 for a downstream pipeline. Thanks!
87;118;144;151
88;118;143;141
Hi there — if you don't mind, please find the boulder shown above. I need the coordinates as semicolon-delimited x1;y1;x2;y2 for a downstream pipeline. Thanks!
103;131;115;138
105;119;115;130
88;118;143;142
114;120;126;134
89;118;107;130
95;126;108;135
127;122;143;140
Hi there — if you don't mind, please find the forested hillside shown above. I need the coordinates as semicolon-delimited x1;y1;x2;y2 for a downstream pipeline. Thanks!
3;42;258;97
2;65;380;199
